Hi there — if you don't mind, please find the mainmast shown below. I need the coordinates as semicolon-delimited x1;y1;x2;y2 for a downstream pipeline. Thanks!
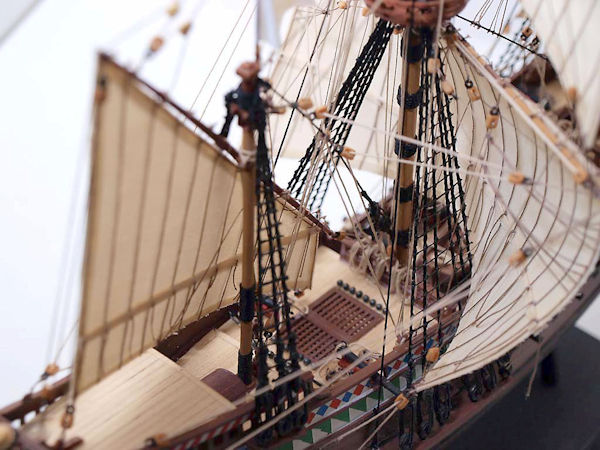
363;1;473;445
394;28;423;265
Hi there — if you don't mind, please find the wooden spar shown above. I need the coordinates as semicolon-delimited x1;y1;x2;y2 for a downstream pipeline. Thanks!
450;35;591;185
395;28;423;265
238;129;257;385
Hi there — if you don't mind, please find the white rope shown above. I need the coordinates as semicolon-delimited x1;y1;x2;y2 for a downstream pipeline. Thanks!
358;403;399;450
328;401;398;447
321;111;512;173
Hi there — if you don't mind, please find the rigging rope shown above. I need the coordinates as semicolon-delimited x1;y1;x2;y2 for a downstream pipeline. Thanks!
287;19;395;212
406;26;473;382
456;14;547;63
221;75;309;444
369;24;474;447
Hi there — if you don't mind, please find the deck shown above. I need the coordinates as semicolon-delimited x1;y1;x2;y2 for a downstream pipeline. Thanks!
23;245;412;448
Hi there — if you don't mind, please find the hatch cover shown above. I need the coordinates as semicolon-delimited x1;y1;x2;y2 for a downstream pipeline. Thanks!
292;287;383;361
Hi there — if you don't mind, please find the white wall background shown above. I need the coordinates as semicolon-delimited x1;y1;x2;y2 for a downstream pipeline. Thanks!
0;0;597;407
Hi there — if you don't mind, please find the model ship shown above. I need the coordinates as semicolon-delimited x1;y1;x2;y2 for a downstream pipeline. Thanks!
2;0;600;448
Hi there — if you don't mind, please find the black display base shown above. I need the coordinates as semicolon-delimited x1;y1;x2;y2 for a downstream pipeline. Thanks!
448;327;600;450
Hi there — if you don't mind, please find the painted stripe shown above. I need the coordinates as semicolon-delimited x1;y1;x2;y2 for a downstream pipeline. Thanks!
172;324;457;449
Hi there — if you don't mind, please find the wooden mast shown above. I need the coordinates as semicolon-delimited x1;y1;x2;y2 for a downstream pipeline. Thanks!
395;27;423;265
238;128;257;385
227;60;262;385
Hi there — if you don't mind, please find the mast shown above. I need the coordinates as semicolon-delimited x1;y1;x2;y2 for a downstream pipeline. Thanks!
221;56;311;438
394;28;423;265
222;61;263;385
239;129;257;385
238;0;263;382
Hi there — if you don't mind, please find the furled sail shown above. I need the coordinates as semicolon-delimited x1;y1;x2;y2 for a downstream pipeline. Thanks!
269;3;403;176
519;0;600;149
415;35;600;390
73;55;321;394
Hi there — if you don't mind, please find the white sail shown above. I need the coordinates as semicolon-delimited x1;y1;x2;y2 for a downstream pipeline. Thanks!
73;56;321;394
258;0;314;48
416;36;600;390
519;0;600;149
269;3;403;177
264;2;600;391
0;0;40;46
257;0;281;48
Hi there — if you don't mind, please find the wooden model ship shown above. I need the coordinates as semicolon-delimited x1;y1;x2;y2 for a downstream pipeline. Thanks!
2;0;600;448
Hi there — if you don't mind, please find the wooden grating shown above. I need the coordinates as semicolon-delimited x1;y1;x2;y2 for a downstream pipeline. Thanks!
290;317;340;362
293;287;383;361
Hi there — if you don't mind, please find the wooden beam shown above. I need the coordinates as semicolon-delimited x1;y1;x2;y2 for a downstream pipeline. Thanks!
154;304;237;362
0;378;69;424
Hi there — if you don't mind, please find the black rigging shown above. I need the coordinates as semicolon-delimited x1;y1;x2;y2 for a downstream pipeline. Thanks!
221;68;310;445
287;19;395;212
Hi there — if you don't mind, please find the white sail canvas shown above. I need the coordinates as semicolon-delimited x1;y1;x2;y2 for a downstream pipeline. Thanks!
520;0;600;149
417;39;600;390
73;56;320;393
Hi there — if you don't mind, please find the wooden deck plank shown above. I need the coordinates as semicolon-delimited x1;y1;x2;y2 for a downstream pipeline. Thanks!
23;349;234;449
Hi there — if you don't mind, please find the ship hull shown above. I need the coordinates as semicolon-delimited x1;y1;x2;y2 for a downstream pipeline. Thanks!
3;255;598;450
161;260;599;450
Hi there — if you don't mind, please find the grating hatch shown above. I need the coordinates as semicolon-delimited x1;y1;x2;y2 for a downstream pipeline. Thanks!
293;287;383;361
